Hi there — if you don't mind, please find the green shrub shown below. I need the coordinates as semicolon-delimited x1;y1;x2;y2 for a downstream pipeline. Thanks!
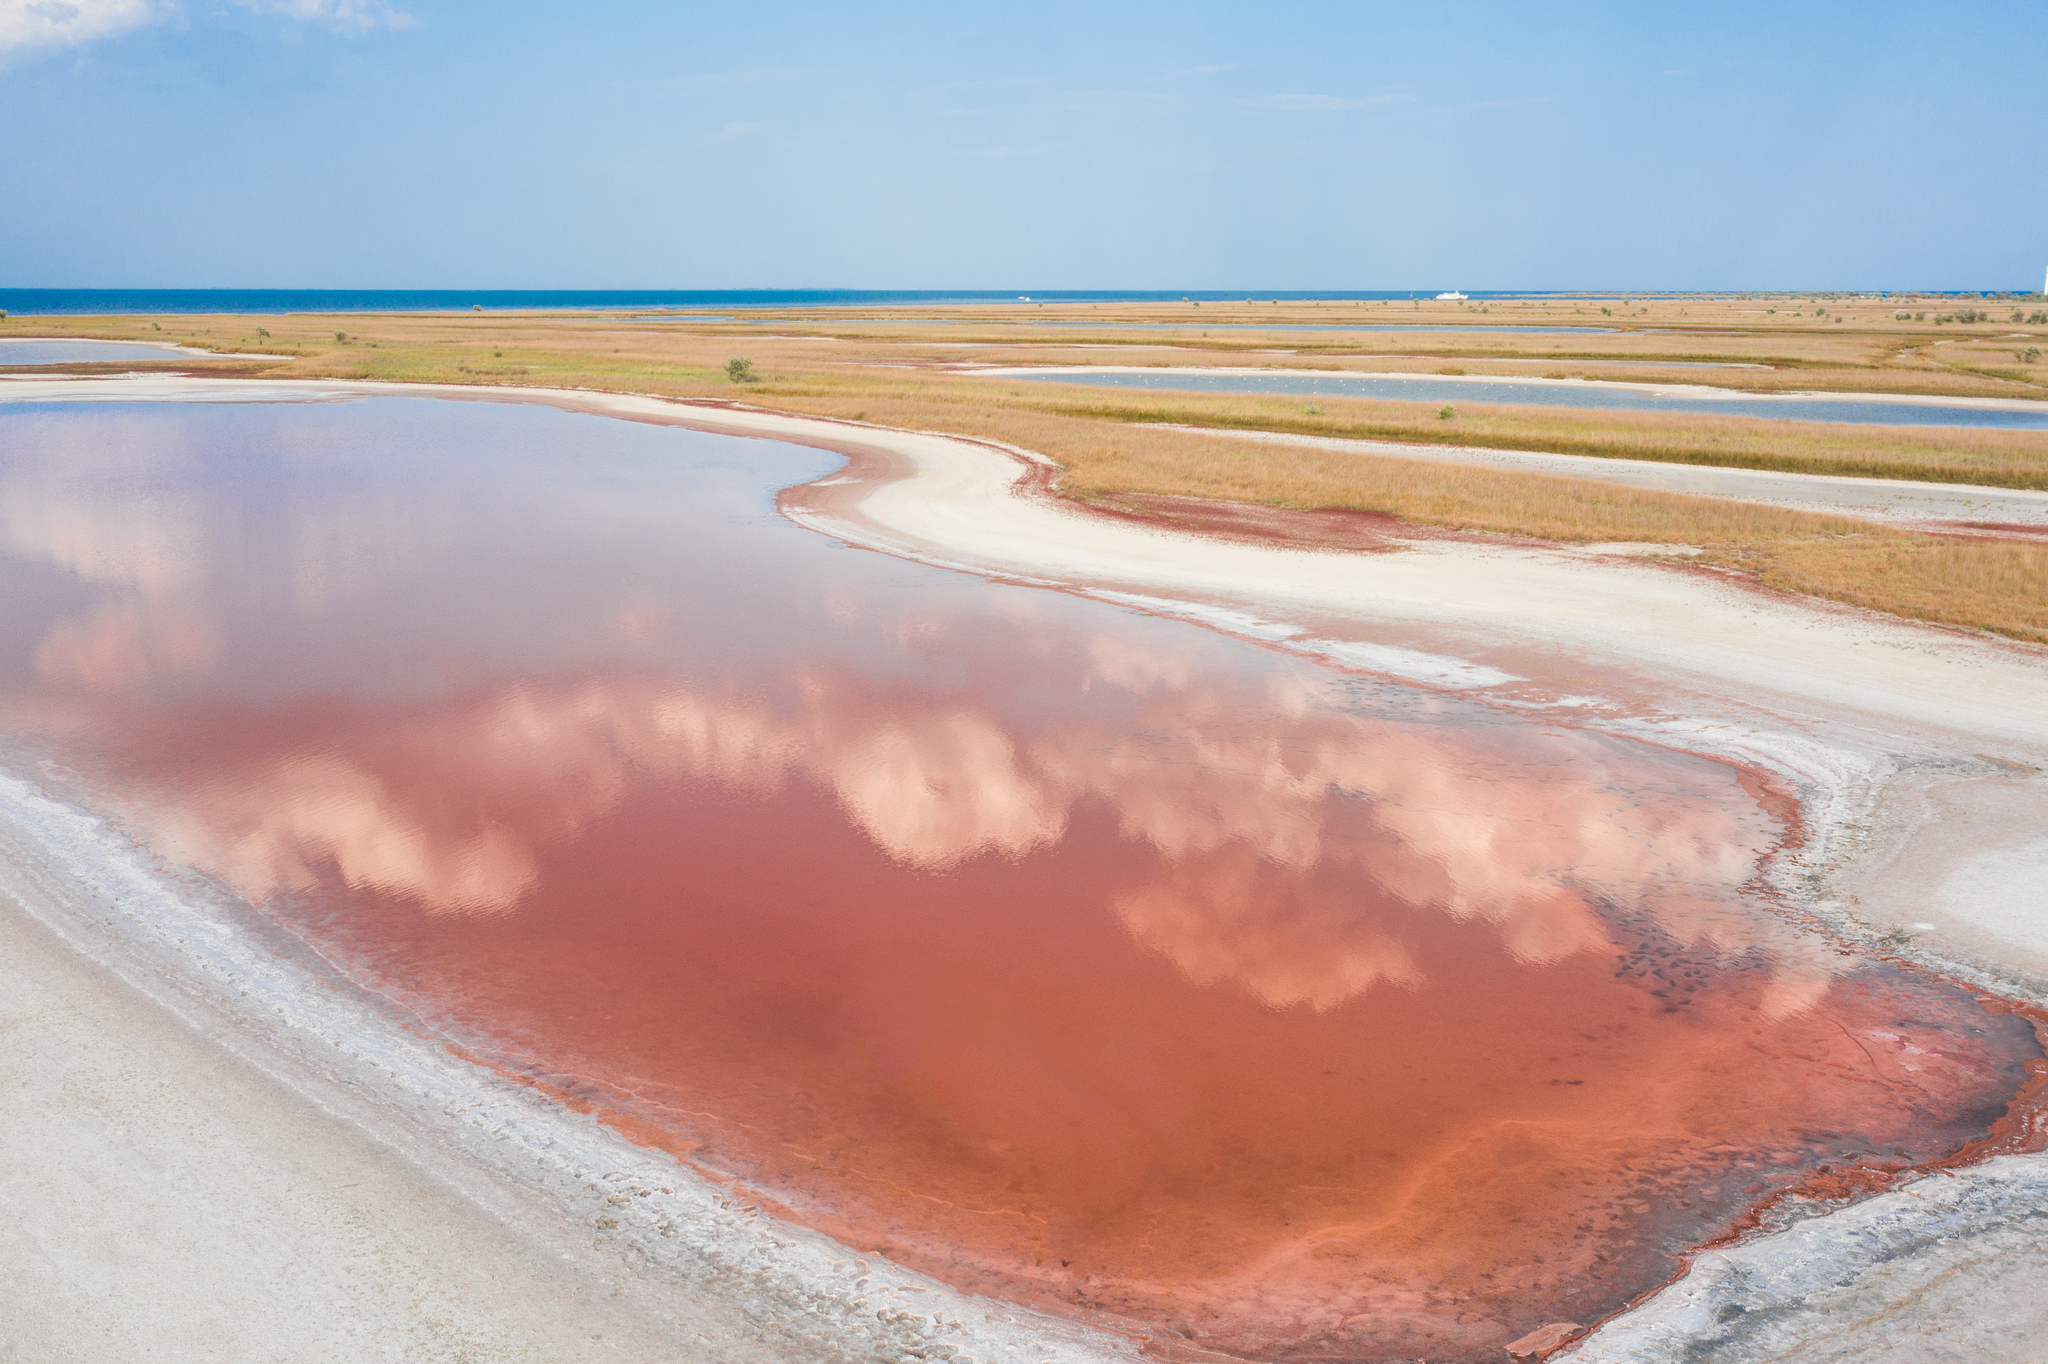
1437;405;1456;420
725;356;755;383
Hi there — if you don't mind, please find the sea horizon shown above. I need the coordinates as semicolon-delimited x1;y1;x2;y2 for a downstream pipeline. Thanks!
0;286;2031;316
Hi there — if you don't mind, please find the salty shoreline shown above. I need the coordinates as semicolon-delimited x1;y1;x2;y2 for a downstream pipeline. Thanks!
961;363;2048;414
5;374;2047;1362
1139;424;2048;535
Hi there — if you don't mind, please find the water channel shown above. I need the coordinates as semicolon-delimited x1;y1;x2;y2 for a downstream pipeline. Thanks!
1003;368;2048;430
0;340;200;366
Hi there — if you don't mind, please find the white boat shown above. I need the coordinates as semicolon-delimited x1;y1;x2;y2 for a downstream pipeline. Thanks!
1435;290;1468;301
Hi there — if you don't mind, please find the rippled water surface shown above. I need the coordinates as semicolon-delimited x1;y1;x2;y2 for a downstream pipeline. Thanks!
1;396;2039;1363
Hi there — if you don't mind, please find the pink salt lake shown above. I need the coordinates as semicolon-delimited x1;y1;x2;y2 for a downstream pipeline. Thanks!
1;395;2038;1362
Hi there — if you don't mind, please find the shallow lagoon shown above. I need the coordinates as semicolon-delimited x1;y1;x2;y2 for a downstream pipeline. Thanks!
1014;368;2048;430
0;340;196;366
0;395;2038;1362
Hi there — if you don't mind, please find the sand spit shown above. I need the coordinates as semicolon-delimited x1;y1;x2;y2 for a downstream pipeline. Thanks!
1146;424;2048;536
6;375;2048;1363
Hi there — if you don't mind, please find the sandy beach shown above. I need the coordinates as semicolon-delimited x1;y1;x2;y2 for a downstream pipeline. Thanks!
4;374;2046;1362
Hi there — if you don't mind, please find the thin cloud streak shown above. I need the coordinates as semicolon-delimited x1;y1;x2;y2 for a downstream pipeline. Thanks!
233;0;416;32
1238;92;1403;112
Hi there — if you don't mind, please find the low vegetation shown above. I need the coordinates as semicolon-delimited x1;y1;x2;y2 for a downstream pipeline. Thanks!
5;296;2045;642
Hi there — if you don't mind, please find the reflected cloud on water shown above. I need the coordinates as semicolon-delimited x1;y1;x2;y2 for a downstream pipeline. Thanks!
2;394;2028;1363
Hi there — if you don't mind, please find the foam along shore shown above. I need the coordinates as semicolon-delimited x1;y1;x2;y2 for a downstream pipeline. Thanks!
1146;423;2048;534
5;375;2048;1363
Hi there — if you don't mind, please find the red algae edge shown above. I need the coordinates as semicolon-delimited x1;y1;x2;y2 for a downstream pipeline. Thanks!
1559;1002;2048;1360
16;381;2044;1362
338;383;2047;1360
757;412;2048;1356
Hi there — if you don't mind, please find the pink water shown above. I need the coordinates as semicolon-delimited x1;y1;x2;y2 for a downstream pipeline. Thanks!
1;396;2038;1361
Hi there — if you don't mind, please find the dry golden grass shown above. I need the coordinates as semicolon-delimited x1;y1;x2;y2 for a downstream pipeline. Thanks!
6;302;2045;642
1723;537;2048;642
1001;383;2048;490
932;412;2048;642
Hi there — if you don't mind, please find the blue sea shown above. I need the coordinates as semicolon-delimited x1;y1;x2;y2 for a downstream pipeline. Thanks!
4;287;2007;317
0;288;1552;315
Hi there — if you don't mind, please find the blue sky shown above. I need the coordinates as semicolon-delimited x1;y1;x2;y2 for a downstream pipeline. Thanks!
2;1;2040;290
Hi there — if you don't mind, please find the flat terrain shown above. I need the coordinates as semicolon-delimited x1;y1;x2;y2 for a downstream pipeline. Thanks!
4;372;2045;1364
7;292;2047;640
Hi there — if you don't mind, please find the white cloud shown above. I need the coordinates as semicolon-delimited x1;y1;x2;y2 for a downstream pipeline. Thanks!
0;0;160;54
1239;92;1401;112
233;0;416;31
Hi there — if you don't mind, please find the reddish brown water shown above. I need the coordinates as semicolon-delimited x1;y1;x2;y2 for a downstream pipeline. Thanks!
2;396;2040;1362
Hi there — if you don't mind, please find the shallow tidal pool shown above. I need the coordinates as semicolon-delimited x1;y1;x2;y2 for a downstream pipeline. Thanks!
1;393;2040;1362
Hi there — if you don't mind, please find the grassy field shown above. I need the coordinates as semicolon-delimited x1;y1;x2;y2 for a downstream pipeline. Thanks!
7;295;2047;642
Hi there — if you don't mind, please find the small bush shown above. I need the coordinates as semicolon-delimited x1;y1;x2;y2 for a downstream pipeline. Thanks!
2030;310;2048;325
725;356;755;383
1437;405;1456;420
335;330;347;342
1438;366;1466;376
256;327;270;337
1600;306;1613;316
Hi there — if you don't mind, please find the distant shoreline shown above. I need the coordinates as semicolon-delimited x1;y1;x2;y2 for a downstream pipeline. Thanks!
2;286;2038;316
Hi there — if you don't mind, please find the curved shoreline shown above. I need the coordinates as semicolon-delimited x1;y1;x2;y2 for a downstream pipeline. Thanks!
6;375;2048;1362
